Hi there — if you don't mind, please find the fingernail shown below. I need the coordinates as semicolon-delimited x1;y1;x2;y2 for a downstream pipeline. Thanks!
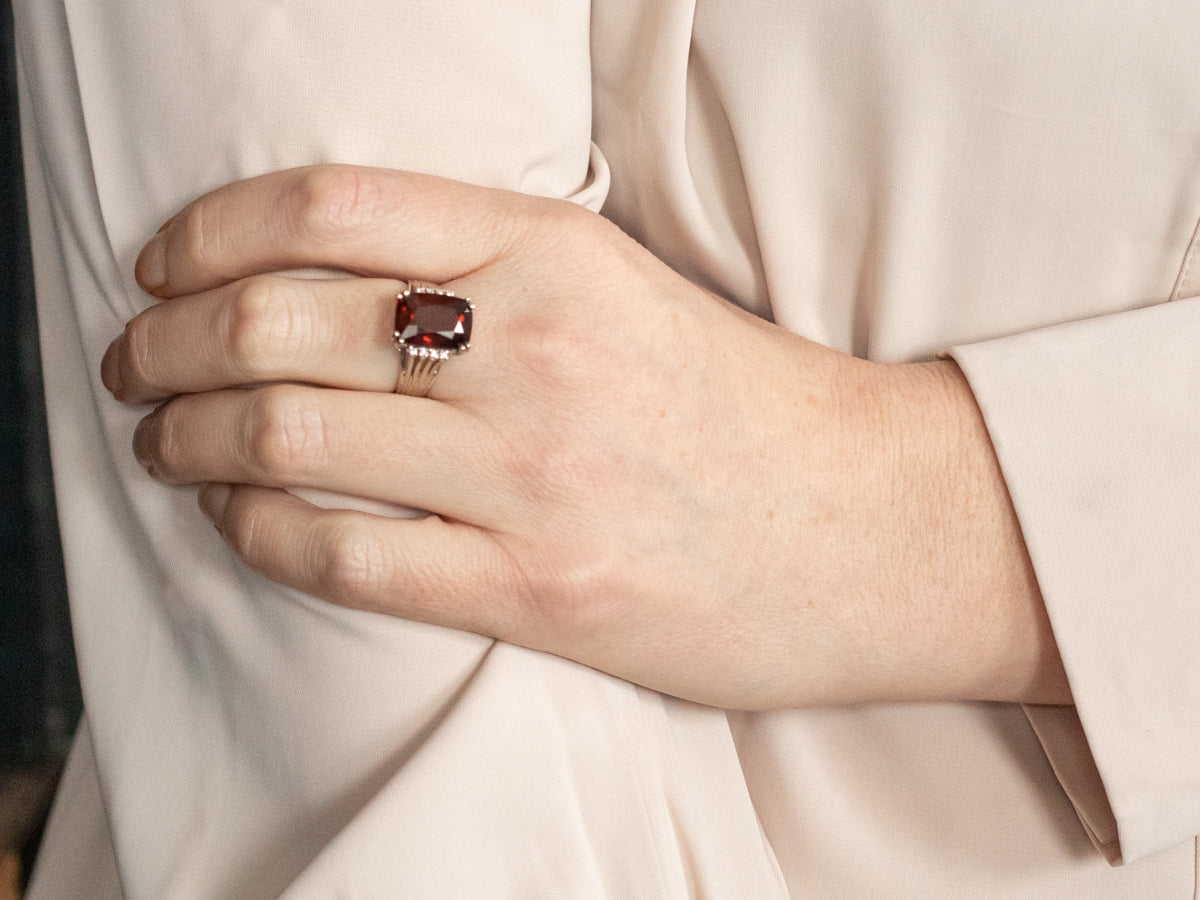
132;412;157;471
136;231;168;294
101;337;123;396
199;483;232;523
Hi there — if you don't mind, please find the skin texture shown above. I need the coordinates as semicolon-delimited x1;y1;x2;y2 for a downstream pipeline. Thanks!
102;165;1071;710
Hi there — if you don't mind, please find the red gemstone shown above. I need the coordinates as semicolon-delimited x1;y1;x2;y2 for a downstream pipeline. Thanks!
395;290;472;351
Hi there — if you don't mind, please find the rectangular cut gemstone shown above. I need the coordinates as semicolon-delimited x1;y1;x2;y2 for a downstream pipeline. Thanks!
395;290;472;351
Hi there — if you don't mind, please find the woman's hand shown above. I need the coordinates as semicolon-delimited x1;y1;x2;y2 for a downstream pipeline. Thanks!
101;165;1068;708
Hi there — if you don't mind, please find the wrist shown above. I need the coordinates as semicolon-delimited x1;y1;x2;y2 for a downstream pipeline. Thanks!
845;358;1070;704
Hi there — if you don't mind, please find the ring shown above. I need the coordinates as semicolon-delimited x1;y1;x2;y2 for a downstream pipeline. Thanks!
393;281;474;396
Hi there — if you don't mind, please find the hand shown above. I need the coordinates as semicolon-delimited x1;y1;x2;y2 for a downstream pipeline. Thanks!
102;165;1069;708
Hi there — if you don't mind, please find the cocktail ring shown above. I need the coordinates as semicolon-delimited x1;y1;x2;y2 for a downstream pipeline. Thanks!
392;281;473;397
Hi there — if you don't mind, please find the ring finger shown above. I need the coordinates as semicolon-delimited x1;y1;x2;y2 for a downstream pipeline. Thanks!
103;274;488;405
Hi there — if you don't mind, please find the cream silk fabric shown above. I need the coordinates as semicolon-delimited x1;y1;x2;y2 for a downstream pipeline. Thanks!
14;1;1200;897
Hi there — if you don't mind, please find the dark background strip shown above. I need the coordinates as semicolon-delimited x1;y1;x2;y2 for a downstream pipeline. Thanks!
1;0;81;893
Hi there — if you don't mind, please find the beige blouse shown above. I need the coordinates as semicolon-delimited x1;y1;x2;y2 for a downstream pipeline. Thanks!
15;0;1200;896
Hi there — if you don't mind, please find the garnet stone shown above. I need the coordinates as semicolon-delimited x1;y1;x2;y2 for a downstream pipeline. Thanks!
394;289;473;353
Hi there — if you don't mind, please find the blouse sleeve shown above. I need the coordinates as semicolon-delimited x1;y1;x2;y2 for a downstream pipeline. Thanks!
949;292;1200;864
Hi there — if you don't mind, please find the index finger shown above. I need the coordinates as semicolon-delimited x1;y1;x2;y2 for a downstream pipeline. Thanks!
135;165;539;298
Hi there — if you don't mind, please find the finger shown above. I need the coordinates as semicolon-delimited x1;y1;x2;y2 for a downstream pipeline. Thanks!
136;383;510;527
105;274;493;405
104;276;404;404
135;165;559;298
200;483;527;637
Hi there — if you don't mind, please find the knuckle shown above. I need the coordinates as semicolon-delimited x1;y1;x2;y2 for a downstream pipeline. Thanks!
244;385;331;480
516;545;623;637
315;518;390;608
504;429;595;508
291;166;386;244
226;277;311;379
509;198;614;270
452;193;591;277
509;311;597;391
515;195;586;251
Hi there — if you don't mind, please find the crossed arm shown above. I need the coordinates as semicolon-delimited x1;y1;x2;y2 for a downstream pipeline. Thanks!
101;164;1070;710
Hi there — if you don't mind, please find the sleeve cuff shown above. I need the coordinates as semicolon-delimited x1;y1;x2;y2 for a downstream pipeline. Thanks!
948;296;1200;864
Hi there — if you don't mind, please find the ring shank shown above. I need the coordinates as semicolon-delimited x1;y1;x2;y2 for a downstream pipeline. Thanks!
394;352;442;397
